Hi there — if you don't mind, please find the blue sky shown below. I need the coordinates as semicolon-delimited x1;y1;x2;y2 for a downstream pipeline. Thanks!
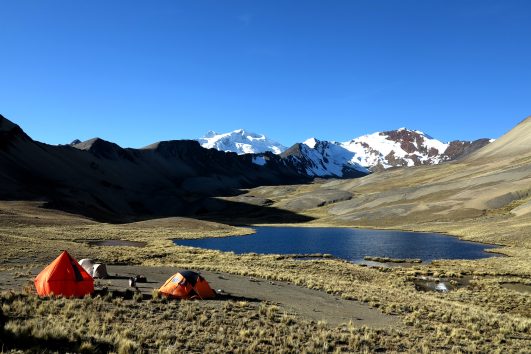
1;1;530;148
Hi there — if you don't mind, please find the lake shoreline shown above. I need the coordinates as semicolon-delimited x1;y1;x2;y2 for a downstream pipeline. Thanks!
183;221;510;248
1;200;529;353
173;226;499;264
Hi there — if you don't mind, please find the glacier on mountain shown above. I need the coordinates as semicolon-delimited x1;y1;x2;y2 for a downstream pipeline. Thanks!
198;129;286;155
198;127;491;175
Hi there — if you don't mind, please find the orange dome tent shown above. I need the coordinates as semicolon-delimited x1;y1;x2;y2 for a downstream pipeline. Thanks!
34;251;94;298
158;270;215;299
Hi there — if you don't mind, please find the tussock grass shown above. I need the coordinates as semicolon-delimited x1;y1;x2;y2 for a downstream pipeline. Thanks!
0;201;529;352
0;292;412;353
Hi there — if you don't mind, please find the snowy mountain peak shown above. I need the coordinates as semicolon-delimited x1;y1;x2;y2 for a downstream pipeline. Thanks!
281;139;369;178
198;129;287;155
204;130;218;138
303;137;319;148
340;129;448;170
338;128;490;171
198;126;491;175
397;127;426;135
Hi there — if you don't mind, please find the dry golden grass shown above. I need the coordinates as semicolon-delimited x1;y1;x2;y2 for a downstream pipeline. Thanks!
1;290;416;353
0;200;529;353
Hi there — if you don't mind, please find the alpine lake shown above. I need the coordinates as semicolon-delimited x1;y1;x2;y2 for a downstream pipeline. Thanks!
173;226;498;264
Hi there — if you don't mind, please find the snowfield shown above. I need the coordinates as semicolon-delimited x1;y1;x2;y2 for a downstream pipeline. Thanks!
199;128;491;176
339;128;450;168
198;129;286;155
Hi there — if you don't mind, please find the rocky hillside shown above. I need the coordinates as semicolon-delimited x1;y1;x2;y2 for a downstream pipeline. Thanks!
238;116;531;246
0;115;322;221
199;128;492;173
340;128;492;171
279;139;369;178
277;128;491;174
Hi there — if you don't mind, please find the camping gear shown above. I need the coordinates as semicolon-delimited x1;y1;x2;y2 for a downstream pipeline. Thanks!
92;263;108;279
158;270;215;299
34;251;94;298
134;275;147;283
79;259;108;278
79;259;95;276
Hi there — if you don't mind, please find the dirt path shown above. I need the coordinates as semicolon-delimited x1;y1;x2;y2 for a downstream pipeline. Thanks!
100;265;399;328
0;264;399;328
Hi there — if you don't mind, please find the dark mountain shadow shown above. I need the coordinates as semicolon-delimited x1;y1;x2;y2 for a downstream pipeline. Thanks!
41;195;314;225
190;197;315;225
0;114;315;225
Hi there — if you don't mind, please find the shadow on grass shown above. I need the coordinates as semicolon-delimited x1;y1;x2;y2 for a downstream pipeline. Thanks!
214;293;261;303
192;197;315;226
45;195;315;226
93;288;260;303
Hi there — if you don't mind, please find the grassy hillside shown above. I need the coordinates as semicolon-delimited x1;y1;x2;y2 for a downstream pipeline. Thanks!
240;117;531;248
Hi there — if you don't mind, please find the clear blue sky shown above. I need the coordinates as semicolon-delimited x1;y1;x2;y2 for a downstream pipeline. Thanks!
1;1;530;148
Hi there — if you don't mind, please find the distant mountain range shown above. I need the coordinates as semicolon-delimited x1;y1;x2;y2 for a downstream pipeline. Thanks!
0;114;497;222
0;114;353;221
199;128;493;174
234;116;531;230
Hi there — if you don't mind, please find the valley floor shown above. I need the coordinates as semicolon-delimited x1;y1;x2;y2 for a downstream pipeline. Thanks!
0;201;530;353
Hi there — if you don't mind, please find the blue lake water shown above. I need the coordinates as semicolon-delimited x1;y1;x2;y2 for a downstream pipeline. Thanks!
173;227;498;263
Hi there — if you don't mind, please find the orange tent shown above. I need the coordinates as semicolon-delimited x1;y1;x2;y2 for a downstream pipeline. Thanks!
34;251;94;298
158;270;215;299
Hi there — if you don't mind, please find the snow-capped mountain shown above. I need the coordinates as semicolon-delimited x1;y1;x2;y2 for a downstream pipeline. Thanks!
272;128;491;176
197;127;491;176
279;138;369;178
198;129;286;155
339;128;491;171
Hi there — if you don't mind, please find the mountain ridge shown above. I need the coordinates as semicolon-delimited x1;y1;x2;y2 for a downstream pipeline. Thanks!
0;114;317;221
238;115;531;242
465;116;531;161
280;139;369;178
200;127;492;173
339;128;492;171
198;129;286;155
0;113;527;223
